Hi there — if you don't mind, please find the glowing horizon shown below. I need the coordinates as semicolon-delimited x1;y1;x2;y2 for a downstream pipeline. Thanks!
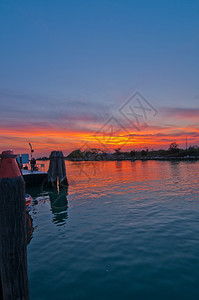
0;106;198;157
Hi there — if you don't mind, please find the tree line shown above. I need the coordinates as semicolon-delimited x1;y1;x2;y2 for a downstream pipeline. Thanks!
66;143;199;161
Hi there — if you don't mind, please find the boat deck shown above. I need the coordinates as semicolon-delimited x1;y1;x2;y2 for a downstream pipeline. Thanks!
22;170;47;175
22;170;48;187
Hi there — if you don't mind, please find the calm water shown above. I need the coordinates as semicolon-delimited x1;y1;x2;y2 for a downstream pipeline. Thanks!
27;160;199;300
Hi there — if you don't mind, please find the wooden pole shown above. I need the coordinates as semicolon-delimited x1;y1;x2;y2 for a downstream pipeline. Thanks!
47;151;57;187
47;151;68;188
0;275;3;299
0;150;29;300
57;151;68;187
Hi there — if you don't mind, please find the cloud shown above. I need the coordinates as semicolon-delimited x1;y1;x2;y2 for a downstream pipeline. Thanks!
162;107;199;119
1;88;199;155
0;88;111;133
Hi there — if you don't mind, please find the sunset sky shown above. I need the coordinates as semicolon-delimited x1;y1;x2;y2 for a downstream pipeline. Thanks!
0;0;199;157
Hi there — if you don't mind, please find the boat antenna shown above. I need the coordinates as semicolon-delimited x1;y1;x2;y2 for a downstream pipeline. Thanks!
29;143;34;160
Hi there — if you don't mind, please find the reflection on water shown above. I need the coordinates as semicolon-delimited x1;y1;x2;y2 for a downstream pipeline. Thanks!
48;188;68;225
26;211;34;245
26;185;68;234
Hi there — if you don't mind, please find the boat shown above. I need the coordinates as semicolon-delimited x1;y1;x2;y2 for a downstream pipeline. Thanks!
22;169;48;187
17;144;48;187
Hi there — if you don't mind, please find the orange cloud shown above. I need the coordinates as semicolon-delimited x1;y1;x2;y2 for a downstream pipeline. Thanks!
0;90;199;156
1;121;199;157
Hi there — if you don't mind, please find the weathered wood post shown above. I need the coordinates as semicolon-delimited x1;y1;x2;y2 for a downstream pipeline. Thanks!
0;150;29;300
57;151;68;187
47;151;58;187
47;151;68;188
0;276;3;299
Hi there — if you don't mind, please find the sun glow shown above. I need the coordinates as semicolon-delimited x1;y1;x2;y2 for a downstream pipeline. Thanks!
1;120;199;157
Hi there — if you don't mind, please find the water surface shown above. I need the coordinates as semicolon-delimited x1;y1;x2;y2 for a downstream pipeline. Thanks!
27;160;199;300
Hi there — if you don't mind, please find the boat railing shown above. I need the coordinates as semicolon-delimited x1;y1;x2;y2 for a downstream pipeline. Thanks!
22;163;46;172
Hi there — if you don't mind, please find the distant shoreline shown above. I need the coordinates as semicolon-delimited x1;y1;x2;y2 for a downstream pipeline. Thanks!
66;157;199;162
37;145;199;162
37;156;199;162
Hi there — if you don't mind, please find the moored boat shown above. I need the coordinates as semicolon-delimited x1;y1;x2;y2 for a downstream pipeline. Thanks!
22;169;48;187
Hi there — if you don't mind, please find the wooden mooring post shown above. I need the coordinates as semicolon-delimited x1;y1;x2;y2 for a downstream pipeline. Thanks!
47;151;68;188
0;150;29;300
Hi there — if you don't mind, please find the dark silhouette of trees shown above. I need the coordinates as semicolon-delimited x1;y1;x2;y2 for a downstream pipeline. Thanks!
168;142;180;154
66;143;199;161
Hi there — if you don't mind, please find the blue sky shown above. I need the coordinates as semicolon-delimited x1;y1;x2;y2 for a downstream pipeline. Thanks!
0;0;199;155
